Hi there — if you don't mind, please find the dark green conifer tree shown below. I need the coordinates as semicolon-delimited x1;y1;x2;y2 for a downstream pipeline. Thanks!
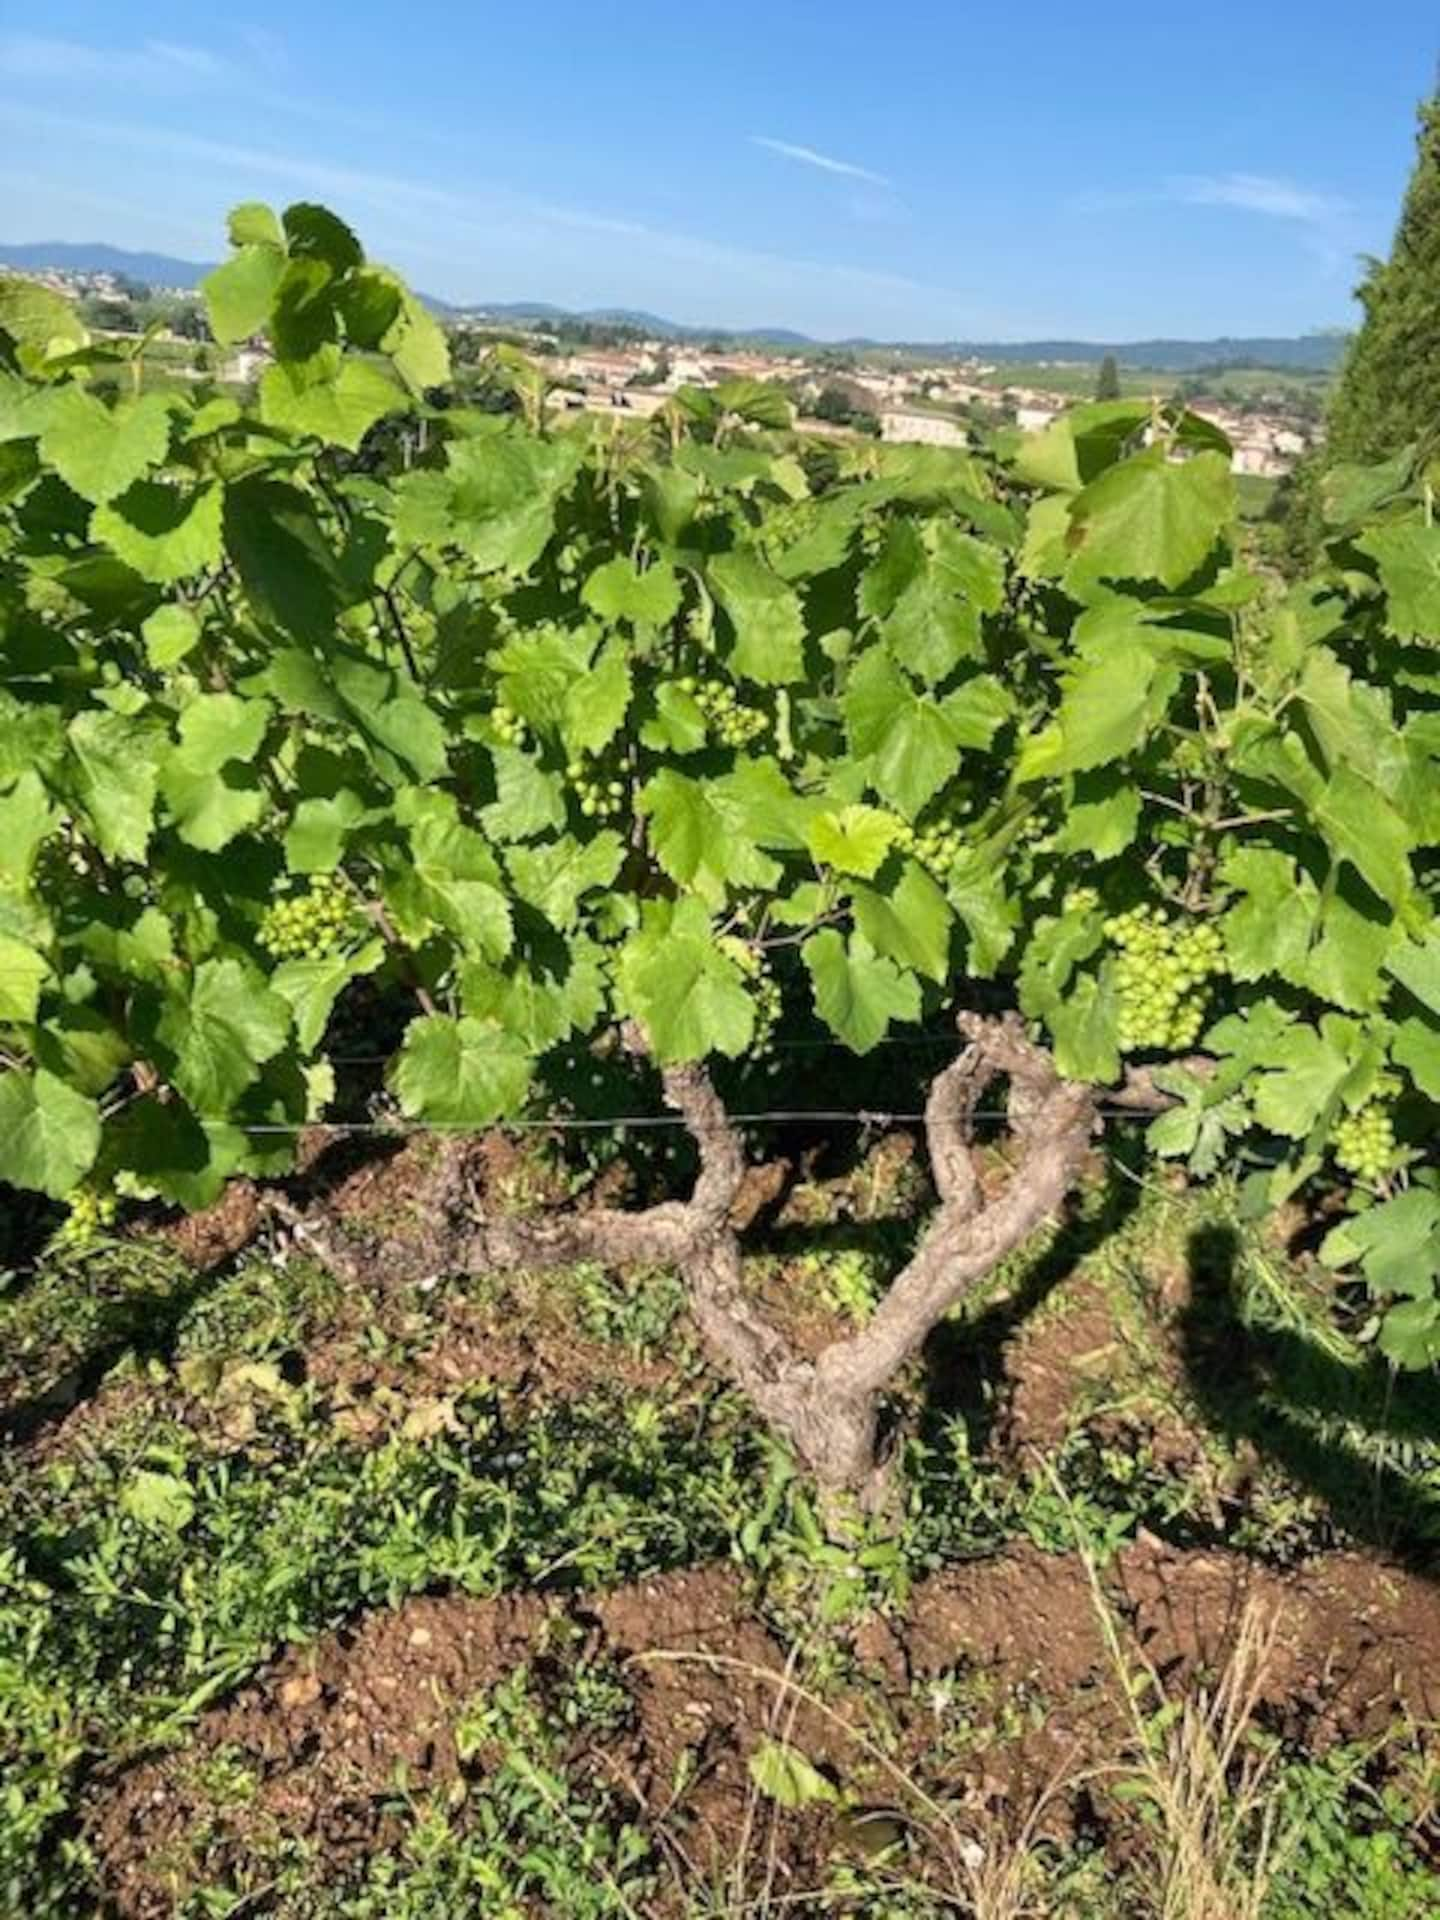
1328;93;1440;464
1095;353;1121;401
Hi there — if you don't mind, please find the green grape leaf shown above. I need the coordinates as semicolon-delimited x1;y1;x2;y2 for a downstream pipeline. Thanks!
1385;930;1440;1015
1321;1188;1440;1301
1219;847;1318;984
1360;523;1440;640
142;603;201;669
271;938;385;1052
396;432;581;574
0;276;89;359
202;244;287;345
861;520;1000;683
806;804;898;879
803;928;920;1053
259;350;404;450
0;1067;101;1197
1046;971;1120;1084
91;480;224;584
39;387;173;504
562;641;632;756
617;897;755;1060
228;202;286;249
582;556;682;628
1314;765;1414;910
1017;644;1168;779
948;853;1018;976
283;202;363;272
638;769;780;907
709;547;806;684
1067;448;1233;589
1393;1013;1440;1100
224;477;345;639
0;934;49;1024
481;748;566;843
383;289;450;393
851;860;953;983
507;832;624;930
0;772;57;897
387;814;512;960
844;646;961;819
390;1014;533;1125
641;681;708;754
67;711;163;862
284;791;373;872
1250;1016;1361;1139
1054;768;1141;860
160;695;272;852
1377;1298;1440;1370
460;942;607;1051
157;960;291;1114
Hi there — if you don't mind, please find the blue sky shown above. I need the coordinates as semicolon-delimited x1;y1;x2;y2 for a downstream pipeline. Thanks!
2;3;1435;340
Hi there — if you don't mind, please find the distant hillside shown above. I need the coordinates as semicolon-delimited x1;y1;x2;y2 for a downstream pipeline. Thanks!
0;241;1348;370
960;336;1347;373
0;241;210;288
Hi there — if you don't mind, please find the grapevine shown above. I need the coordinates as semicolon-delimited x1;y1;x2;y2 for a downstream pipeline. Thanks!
0;189;1437;1466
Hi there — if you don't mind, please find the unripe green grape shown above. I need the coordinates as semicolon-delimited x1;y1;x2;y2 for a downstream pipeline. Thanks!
1333;1102;1397;1186
721;937;782;1054
567;752;627;821
690;674;769;748
52;1184;117;1252
491;699;531;749
259;872;357;962
890;806;965;881
1108;904;1228;1054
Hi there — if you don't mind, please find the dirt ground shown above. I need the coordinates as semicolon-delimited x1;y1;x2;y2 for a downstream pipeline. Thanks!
93;1535;1440;1919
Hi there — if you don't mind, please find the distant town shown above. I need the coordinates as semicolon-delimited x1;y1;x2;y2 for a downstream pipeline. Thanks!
15;256;1329;481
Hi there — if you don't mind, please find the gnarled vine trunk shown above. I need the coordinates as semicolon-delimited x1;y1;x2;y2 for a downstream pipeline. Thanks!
275;1013;1155;1513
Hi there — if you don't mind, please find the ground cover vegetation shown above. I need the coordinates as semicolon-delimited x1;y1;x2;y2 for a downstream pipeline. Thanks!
3;201;1440;1914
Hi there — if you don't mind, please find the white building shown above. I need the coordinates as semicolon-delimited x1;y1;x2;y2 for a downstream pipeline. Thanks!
879;409;969;448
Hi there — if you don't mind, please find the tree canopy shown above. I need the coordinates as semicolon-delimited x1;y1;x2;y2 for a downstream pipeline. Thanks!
1328;93;1440;465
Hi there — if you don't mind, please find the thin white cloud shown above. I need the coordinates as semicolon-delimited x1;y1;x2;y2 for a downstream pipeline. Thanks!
0;34;225;85
1;106;968;317
1170;172;1348;223
749;136;889;187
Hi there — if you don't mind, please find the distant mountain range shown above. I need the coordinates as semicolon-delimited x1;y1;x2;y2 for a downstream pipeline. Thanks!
0;240;1349;372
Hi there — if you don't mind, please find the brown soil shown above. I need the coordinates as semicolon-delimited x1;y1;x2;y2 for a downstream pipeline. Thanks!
91;1539;1440;1918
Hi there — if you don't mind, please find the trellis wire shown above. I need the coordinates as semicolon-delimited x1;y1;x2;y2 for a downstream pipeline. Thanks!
206;1098;1158;1137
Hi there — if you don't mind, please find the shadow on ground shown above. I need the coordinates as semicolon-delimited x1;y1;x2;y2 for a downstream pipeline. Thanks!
1180;1220;1440;1565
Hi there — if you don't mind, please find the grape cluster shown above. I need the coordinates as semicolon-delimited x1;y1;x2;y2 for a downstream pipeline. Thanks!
722;937;783;1052
893;815;964;880
259;873;355;962
1333;1102;1396;1187
565;757;627;820
492;699;530;748
1106;906;1227;1054
53;1186;117;1250
679;676;770;748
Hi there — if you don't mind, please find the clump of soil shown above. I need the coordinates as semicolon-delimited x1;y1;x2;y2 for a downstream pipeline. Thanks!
92;1540;1440;1918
